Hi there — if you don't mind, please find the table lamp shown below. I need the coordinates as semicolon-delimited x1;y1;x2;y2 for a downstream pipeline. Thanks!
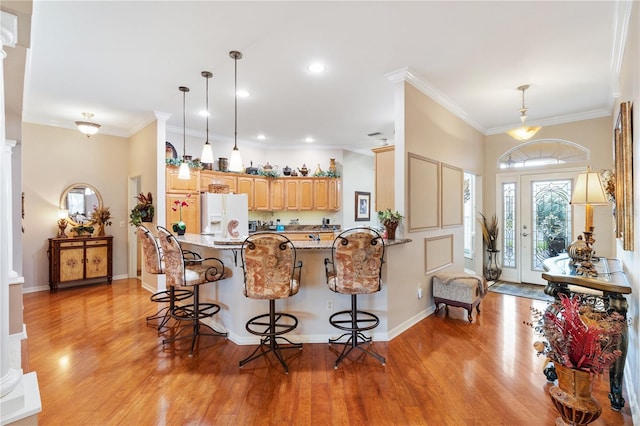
568;166;608;267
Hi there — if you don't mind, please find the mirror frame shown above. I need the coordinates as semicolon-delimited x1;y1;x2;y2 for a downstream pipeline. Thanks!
59;183;103;226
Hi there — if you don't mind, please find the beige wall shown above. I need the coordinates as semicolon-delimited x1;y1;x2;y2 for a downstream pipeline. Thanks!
386;81;485;332
22;123;130;291
615;1;639;416
485;116;615;257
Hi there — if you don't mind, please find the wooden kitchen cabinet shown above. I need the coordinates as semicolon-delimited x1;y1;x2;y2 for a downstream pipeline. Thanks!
166;165;199;193
298;179;314;210
284;179;300;210
237;176;254;208
48;236;113;292
200;170;237;193
372;145;395;211
166;193;200;233
328;178;341;211
253;177;270;211
270;179;286;211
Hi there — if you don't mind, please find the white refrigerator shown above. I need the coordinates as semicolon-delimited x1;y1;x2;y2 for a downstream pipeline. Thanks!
200;193;249;240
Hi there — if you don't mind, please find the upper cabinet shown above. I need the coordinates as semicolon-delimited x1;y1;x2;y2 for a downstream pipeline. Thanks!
167;166;340;212
372;145;395;211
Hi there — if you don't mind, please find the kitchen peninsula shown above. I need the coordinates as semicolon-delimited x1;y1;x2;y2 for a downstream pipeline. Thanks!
176;232;412;345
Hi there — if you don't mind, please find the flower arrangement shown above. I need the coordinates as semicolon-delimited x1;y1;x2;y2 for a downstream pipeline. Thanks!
171;193;192;231
130;192;154;226
478;212;499;251
377;209;404;225
91;206;112;227
527;293;625;375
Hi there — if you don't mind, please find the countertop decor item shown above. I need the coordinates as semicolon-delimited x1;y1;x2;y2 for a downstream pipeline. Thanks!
377;208;403;240
298;164;309;176
171;193;192;235
91;206;112;236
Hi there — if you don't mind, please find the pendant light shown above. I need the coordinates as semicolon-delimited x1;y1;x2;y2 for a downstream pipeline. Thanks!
75;112;101;138
506;84;541;142
178;86;191;180
228;50;243;172
200;71;214;164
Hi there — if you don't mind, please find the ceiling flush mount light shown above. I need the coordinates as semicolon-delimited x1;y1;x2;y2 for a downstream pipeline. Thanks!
75;112;101;138
178;86;191;180
257;134;266;140
200;71;214;164
506;84;541;142
308;62;325;73
305;137;314;143
228;50;244;172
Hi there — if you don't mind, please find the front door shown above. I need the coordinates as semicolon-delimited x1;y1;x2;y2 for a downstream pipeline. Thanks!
498;170;577;285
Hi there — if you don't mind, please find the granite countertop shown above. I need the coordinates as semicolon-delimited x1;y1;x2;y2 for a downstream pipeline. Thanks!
254;225;341;233
177;233;411;250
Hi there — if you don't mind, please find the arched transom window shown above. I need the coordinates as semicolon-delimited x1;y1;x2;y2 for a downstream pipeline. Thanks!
497;139;589;169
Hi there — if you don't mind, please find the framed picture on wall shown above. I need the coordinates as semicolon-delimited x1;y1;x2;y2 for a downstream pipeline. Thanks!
355;191;371;221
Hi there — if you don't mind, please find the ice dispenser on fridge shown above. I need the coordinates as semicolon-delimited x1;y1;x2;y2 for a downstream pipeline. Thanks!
201;193;249;239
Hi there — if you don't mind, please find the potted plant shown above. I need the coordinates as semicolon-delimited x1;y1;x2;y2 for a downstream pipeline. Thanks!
91;206;112;236
377;209;404;240
171;194;192;235
527;294;625;425
72;225;94;237
478;212;501;280
129;192;155;226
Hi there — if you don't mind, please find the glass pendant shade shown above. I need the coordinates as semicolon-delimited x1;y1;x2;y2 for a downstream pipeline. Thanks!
229;50;243;172
200;71;214;164
201;142;214;163
229;147;243;172
178;160;191;180
178;85;190;180
506;125;541;141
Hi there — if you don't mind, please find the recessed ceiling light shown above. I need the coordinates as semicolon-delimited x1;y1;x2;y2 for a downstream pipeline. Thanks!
305;137;314;143
199;110;210;117
257;134;266;140
308;63;325;73
236;89;250;98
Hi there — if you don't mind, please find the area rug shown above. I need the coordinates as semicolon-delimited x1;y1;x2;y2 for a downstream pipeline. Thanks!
488;281;554;302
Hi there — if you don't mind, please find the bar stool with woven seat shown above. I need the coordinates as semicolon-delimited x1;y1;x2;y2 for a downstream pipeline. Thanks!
156;226;229;356
324;227;386;368
137;225;192;330
239;232;303;373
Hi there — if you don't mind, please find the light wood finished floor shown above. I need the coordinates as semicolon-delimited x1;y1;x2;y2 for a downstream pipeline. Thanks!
22;279;633;425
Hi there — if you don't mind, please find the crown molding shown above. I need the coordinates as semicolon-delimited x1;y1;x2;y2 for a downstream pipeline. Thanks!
385;67;486;134
608;0;633;105
1;11;18;48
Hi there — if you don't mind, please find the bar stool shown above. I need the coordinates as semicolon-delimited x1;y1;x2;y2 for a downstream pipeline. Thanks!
324;227;386;368
239;232;303;373
156;226;229;356
137;225;192;330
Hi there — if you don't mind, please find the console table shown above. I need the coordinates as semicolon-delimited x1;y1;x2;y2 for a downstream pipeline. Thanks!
48;236;113;292
542;254;631;411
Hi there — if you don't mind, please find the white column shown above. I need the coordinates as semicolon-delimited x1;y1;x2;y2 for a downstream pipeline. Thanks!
0;10;21;399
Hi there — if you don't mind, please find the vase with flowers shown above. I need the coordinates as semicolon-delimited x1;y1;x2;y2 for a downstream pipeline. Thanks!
478;212;501;281
91;206;112;237
171;194;192;235
528;294;625;425
377;209;403;240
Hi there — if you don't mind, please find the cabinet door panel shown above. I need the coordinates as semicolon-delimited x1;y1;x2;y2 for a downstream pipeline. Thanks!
166;194;200;233
270;179;285;211
285;180;300;210
253;177;270;211
237;177;254;209
314;179;329;210
166;167;199;193
59;248;85;282
85;246;108;278
299;180;313;210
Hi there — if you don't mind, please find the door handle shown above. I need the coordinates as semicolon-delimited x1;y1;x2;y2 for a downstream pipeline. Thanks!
522;232;529;237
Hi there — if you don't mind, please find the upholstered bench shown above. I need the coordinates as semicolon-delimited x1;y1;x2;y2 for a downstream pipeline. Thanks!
432;272;488;323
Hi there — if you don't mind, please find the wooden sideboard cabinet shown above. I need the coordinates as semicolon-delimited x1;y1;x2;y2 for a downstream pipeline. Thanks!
48;236;113;292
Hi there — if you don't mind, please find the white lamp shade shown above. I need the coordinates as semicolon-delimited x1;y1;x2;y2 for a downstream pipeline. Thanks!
178;161;191;180
571;170;608;205
229;147;243;172
58;209;68;219
201;143;214;163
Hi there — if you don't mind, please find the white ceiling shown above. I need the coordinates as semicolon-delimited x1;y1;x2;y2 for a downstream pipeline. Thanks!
21;1;632;153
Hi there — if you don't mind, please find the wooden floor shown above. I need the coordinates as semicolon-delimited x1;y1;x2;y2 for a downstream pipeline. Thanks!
22;279;633;426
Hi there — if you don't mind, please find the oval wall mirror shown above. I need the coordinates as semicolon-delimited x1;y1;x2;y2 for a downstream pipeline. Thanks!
59;183;103;226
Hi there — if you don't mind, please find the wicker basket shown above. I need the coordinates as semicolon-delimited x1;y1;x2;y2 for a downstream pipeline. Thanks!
208;184;229;194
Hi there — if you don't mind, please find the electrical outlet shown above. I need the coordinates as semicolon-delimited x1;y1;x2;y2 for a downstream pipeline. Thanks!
326;299;333;310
